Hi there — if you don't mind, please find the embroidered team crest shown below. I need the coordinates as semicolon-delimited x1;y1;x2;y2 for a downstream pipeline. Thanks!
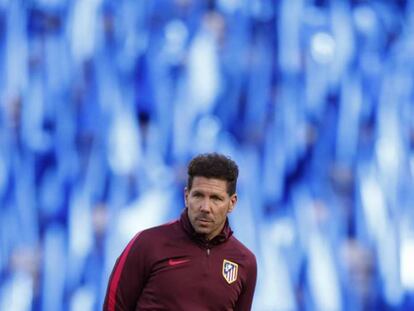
222;259;238;284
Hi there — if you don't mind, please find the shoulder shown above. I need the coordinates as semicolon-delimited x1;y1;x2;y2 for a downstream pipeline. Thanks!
121;220;181;263
227;236;257;267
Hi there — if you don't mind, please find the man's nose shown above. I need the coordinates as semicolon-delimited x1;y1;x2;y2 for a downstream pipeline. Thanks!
200;199;211;212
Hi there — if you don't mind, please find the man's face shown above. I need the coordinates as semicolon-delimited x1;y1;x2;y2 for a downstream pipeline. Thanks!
185;176;237;241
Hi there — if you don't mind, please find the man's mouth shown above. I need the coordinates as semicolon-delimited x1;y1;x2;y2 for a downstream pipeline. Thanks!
196;218;212;224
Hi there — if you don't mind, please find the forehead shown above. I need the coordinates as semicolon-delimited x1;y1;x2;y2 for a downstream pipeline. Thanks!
190;176;228;194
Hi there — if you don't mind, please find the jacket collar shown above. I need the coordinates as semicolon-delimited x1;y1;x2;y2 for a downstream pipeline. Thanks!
180;208;233;247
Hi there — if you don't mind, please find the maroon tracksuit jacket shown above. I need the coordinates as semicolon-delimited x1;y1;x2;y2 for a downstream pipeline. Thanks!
103;209;257;310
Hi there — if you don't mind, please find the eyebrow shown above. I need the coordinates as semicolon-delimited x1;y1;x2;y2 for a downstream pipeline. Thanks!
191;190;225;199
210;194;223;200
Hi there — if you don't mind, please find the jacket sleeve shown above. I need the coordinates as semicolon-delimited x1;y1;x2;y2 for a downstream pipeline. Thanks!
103;232;151;311
235;254;257;311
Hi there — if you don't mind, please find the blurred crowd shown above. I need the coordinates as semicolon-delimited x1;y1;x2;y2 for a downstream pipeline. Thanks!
1;0;414;310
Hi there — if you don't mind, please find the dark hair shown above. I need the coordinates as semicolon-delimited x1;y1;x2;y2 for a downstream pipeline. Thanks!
187;153;239;195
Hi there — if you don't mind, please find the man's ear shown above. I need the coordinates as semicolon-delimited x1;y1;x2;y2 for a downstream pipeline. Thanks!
184;187;189;207
228;194;237;213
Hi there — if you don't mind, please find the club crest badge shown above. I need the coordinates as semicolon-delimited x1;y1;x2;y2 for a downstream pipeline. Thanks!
222;259;238;284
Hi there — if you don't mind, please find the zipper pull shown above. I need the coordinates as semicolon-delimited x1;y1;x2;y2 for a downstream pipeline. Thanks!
207;248;210;256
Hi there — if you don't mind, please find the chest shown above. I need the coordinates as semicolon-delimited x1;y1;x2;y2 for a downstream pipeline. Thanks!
139;240;244;309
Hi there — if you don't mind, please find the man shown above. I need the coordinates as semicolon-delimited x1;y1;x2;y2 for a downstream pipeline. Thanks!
103;153;257;310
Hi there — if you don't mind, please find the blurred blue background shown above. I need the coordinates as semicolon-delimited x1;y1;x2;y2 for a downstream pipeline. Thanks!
1;0;414;310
